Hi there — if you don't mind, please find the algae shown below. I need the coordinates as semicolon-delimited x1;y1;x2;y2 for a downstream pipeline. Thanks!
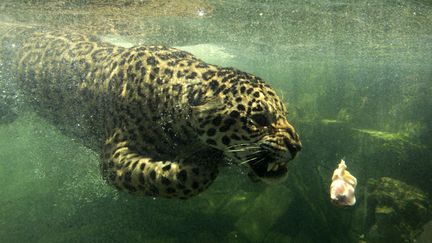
321;119;345;125
352;128;408;142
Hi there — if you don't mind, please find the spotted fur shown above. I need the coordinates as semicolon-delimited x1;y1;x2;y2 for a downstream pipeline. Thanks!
0;25;301;199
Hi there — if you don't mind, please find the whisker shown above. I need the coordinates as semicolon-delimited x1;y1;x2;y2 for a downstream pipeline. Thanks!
238;150;267;165
227;143;258;149
227;148;254;153
225;144;261;153
251;157;266;166
239;156;260;165
226;146;260;153
229;145;260;150
232;149;264;156
248;150;265;155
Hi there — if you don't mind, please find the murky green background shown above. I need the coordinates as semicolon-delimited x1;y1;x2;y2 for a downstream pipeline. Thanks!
0;0;431;242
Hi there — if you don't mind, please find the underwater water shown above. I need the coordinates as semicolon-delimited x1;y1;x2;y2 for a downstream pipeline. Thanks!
0;0;431;242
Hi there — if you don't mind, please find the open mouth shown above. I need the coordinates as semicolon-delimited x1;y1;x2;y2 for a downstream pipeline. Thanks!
247;152;288;179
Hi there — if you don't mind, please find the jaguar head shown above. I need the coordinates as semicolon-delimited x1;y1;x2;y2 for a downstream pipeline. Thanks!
193;69;301;183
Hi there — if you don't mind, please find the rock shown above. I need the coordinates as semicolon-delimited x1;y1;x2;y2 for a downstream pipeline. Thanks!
234;185;294;242
365;177;431;243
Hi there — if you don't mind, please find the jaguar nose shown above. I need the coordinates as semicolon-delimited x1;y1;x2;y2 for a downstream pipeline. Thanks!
293;142;302;152
284;137;302;159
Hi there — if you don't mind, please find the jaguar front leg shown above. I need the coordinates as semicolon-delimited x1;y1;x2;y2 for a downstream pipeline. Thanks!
101;129;219;199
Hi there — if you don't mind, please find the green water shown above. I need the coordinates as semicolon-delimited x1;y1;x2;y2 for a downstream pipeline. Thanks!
0;0;431;242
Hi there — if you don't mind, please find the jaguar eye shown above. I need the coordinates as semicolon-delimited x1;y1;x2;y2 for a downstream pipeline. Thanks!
250;114;270;127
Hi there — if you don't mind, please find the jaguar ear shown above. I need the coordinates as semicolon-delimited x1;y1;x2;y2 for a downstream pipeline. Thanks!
190;96;224;114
